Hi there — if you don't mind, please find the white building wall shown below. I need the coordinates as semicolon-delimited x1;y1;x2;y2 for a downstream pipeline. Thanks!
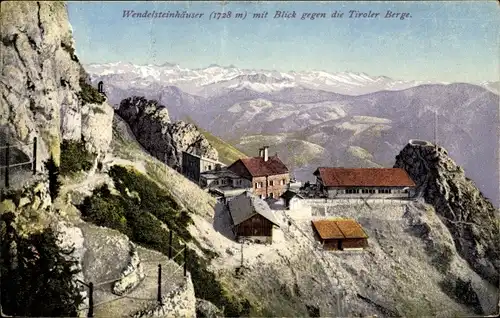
287;198;312;220
326;187;412;199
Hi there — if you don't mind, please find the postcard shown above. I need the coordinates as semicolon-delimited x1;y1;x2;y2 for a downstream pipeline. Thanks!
0;1;499;317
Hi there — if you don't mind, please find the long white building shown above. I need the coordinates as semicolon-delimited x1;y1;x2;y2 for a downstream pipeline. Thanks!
313;167;416;199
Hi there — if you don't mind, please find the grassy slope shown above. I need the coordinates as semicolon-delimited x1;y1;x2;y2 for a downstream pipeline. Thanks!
200;129;249;165
233;133;326;168
182;115;248;164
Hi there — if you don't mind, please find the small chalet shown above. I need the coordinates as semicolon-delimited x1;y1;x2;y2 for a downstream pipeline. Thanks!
280;190;304;210
228;191;280;244
314;167;416;199
227;146;290;200
181;150;226;183
311;219;368;251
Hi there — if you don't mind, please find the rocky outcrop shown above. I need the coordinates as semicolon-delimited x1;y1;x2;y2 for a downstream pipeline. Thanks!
395;140;500;286
0;175;53;235
116;96;218;169
0;1;113;167
195;299;224;318
54;221;89;317
112;243;145;296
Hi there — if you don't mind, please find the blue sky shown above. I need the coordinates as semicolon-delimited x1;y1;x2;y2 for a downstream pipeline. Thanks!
67;1;499;82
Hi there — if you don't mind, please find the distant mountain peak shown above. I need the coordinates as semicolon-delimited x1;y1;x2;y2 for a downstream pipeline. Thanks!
84;61;494;97
158;61;178;67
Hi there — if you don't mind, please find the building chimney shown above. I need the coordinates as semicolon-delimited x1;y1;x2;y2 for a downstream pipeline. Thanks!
263;146;269;162
259;148;264;157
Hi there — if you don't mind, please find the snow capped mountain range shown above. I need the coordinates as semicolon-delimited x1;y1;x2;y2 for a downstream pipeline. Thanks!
86;61;447;96
85;61;499;207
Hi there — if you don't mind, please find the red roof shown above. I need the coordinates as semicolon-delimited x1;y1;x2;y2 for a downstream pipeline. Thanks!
314;167;416;187
312;219;368;240
229;155;289;178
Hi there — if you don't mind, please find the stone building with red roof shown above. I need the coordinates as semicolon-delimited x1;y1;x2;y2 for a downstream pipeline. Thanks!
313;167;416;199
227;146;290;199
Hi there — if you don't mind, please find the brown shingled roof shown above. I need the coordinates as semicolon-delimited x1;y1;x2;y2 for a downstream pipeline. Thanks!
311;219;344;240
314;167;416;187
232;156;289;177
312;219;368;240
335;219;368;239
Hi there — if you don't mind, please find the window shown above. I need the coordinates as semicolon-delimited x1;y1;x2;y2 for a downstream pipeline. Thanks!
269;180;274;186
259;182;263;188
255;182;261;189
269;193;274;198
281;179;286;185
346;188;359;194
214;180;219;185
259;195;263;199
208;165;212;170
379;189;392;194
361;189;376;194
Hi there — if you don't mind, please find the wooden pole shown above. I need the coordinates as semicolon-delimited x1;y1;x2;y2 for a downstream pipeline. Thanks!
32;137;37;175
5;143;9;188
168;231;173;259
88;282;94;317
240;242;244;268
183;245;187;277
157;264;162;303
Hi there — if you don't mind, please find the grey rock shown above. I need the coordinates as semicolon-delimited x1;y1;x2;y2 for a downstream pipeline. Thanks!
0;1;113;167
195;299;223;318
395;141;500;286
116;96;218;169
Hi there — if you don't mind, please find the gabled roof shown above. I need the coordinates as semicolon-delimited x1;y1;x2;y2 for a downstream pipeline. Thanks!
228;155;289;178
311;219;368;240
228;191;280;227
314;167;416;187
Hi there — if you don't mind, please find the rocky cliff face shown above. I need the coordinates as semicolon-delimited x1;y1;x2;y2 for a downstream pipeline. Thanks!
0;1;113;167
116;96;218;169
394;140;500;286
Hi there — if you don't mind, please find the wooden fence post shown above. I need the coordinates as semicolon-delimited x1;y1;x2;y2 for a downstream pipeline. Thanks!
32;137;37;175
157;264;162;304
168;231;173;259
5;143;9;188
88;282;94;317
240;242;244;268
183;244;187;277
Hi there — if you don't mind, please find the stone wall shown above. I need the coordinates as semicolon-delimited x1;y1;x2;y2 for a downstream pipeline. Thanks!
132;273;196;318
112;243;145;296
